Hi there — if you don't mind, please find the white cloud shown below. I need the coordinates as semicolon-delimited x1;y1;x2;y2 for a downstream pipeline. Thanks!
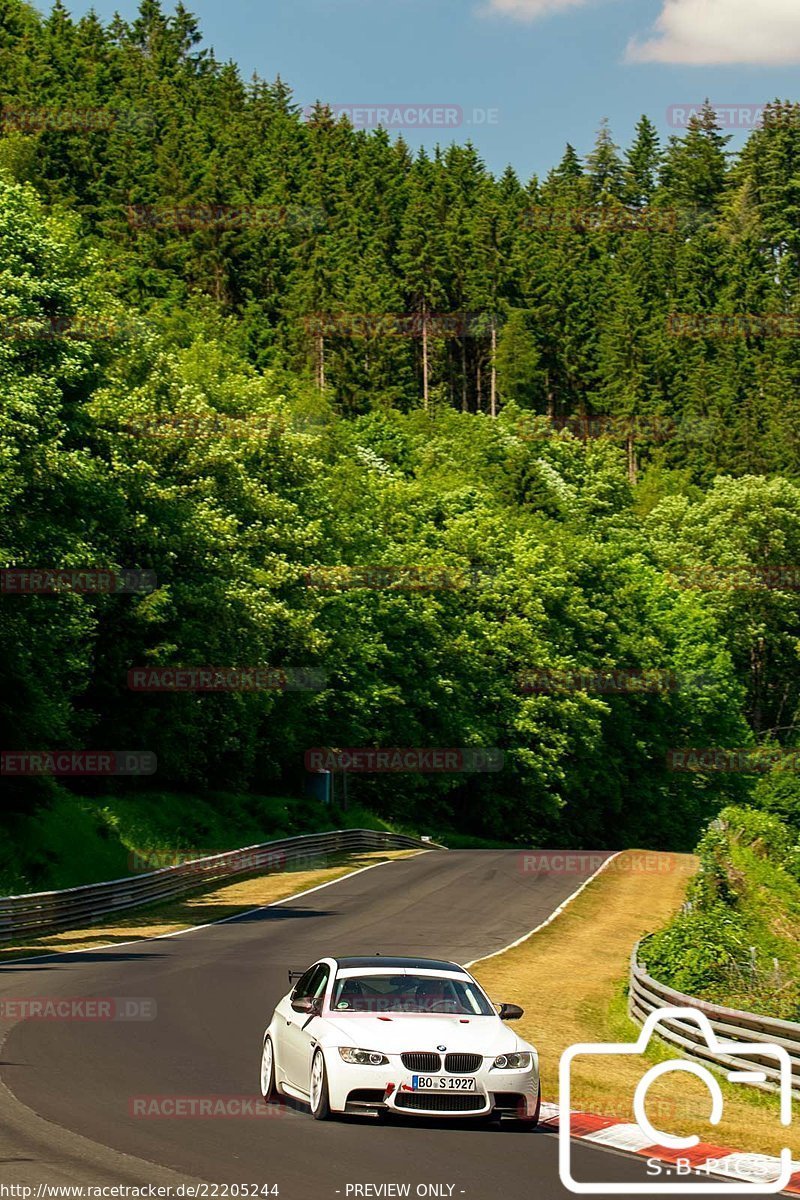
481;0;594;19
482;0;800;65
626;0;800;65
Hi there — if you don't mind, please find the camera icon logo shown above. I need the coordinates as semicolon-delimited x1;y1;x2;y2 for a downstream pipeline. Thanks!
559;1006;794;1194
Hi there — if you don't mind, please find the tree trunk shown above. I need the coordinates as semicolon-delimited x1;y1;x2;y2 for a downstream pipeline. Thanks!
751;638;765;733
461;337;468;412
317;333;325;391
476;359;482;412
422;304;429;412
626;430;637;484
490;319;497;418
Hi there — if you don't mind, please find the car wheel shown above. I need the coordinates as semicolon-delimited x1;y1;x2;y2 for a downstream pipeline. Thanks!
260;1035;277;1103
513;1081;541;1129
309;1049;332;1120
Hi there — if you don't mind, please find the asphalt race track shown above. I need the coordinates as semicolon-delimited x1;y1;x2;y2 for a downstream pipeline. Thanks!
0;851;771;1199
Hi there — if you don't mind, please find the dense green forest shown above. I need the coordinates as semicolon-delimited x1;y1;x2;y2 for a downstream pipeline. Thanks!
2;0;800;865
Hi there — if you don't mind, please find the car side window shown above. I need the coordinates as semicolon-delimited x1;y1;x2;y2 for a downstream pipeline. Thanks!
291;963;329;1011
310;964;329;1002
291;966;319;1001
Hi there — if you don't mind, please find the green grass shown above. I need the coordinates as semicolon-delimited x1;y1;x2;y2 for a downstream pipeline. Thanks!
642;806;800;1020
1;782;529;896
471;849;797;1158
0;786;401;894
431;829;523;849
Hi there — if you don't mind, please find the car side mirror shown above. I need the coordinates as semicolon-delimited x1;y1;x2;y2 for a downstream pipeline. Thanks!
498;1002;524;1021
292;996;321;1016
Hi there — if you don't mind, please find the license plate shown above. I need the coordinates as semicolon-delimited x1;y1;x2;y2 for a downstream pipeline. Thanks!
411;1075;477;1091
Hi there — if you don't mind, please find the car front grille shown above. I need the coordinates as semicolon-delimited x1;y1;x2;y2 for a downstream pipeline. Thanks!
444;1053;482;1073
401;1052;441;1072
395;1093;485;1113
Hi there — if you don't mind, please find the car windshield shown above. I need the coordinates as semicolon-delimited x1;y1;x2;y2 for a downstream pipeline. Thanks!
330;972;494;1015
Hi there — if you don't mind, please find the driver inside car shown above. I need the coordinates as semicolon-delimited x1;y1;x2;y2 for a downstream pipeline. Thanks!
334;979;365;1010
414;978;455;1012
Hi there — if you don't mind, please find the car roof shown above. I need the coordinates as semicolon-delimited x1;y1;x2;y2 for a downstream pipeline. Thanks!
333;956;464;971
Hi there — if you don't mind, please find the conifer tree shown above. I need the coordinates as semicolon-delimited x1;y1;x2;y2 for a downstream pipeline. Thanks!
661;101;731;215
586;118;625;204
624;115;662;208
397;153;450;410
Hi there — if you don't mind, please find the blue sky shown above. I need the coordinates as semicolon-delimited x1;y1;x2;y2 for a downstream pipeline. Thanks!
63;0;800;179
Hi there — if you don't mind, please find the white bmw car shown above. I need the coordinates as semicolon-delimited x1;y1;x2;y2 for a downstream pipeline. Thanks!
259;955;540;1125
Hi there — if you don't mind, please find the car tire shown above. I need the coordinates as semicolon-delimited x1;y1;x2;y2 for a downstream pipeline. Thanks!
260;1035;278;1104
309;1049;332;1121
513;1082;541;1129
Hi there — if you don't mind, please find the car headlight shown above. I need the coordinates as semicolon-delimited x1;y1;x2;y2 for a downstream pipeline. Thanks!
493;1052;532;1070
338;1047;390;1065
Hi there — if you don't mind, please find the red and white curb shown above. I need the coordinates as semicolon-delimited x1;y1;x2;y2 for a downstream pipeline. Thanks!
540;1103;800;1194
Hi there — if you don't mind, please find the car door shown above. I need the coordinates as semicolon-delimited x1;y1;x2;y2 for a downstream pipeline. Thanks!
275;965;316;1088
281;963;330;1091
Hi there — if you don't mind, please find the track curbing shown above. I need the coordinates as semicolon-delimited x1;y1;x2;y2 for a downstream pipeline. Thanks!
540;1104;800;1194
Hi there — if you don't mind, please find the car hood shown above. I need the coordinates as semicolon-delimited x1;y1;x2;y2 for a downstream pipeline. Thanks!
321;1014;529;1055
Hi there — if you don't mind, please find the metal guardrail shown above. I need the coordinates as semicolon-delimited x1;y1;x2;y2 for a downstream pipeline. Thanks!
630;941;800;1099
0;828;442;943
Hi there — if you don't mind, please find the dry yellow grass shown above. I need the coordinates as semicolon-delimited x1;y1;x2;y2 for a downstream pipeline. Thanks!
0;849;419;962
471;852;798;1158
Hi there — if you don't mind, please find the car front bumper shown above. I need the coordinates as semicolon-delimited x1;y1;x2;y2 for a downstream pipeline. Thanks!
329;1057;539;1118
